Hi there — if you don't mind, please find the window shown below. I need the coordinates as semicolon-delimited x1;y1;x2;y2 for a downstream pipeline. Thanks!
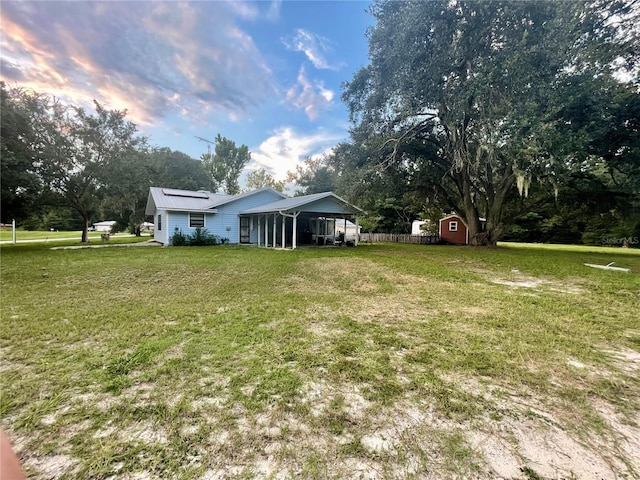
157;214;162;231
449;221;458;232
189;212;205;228
240;217;250;243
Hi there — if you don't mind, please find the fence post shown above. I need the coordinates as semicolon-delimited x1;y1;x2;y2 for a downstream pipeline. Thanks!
12;219;16;244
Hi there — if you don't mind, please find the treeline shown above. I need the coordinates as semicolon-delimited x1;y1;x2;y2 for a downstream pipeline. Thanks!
288;0;640;246
0;83;211;239
0;83;282;241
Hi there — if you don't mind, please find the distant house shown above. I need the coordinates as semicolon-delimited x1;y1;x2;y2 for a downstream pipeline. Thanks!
145;187;364;248
412;220;437;235
93;221;117;232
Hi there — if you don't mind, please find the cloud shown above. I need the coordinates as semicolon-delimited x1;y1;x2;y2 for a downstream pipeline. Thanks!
282;29;342;70
250;126;343;180
0;2;276;126
286;67;334;121
226;1;260;20
267;0;282;21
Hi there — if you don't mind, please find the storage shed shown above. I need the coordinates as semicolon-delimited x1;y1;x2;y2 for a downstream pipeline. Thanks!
438;214;469;245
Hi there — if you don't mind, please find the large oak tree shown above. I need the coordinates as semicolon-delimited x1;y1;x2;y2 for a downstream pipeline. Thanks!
342;0;638;245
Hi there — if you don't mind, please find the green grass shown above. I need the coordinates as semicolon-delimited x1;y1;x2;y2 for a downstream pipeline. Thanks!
0;228;149;242
1;242;639;479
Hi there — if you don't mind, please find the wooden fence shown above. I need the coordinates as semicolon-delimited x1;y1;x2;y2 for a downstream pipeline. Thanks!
359;233;440;244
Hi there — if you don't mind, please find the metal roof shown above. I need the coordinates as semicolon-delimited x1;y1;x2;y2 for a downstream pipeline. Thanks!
146;187;223;214
145;186;288;215
240;192;365;215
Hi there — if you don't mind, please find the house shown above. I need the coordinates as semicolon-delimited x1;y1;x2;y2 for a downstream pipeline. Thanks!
93;220;117;232
145;187;365;248
438;214;486;245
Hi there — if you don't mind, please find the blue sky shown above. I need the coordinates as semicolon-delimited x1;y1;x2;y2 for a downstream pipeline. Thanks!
1;0;373;182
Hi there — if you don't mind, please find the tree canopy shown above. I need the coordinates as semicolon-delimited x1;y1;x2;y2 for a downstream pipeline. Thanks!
341;0;639;245
0;83;209;238
245;168;285;192
201;134;251;195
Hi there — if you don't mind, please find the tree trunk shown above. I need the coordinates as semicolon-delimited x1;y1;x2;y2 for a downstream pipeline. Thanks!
81;215;89;243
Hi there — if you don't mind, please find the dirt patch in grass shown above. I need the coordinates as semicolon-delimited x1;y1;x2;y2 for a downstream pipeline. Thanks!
490;270;587;294
23;453;77;479
604;346;640;375
457;374;640;479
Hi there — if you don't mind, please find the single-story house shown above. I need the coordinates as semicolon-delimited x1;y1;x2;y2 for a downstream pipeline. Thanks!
439;214;486;245
93;220;117;232
145;187;365;248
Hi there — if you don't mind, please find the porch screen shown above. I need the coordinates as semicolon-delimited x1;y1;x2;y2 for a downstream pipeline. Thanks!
240;217;250;243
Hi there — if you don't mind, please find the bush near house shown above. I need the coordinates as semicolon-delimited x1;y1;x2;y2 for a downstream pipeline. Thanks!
170;227;222;246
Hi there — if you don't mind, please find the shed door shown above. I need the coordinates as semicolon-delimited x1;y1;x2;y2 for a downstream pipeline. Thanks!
240;217;250;244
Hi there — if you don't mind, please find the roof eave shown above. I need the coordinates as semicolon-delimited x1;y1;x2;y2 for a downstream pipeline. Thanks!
157;207;219;213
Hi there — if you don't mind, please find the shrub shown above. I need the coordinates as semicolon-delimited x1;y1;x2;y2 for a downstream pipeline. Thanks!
170;227;222;246
110;221;126;234
171;228;188;246
188;227;220;246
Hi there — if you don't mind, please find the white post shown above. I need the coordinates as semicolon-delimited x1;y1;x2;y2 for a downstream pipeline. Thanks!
344;218;347;245
333;216;336;244
12;219;16;244
355;215;359;246
292;212;298;249
272;213;276;248
316;217;320;245
257;216;261;246
281;214;286;249
324;217;327;244
265;215;269;246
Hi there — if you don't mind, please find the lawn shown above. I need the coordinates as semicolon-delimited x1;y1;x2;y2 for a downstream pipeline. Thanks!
0;229;144;243
1;242;639;479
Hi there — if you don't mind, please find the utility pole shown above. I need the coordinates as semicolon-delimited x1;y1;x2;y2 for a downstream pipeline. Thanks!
195;136;215;156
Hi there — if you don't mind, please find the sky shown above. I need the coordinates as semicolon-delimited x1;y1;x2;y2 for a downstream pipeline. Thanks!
0;0;373;183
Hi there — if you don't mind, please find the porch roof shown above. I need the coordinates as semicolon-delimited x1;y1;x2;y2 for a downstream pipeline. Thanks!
240;192;364;216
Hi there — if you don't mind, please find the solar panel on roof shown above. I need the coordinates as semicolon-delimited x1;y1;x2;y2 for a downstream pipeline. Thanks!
162;188;209;199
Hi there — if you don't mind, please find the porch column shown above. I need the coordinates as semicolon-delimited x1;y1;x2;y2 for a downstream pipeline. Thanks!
264;214;269;246
333;216;336;244
344;218;347;245
324;217;328;243
281;213;286;249
272;213;276;248
257;216;261;246
316;218;320;245
355;215;359;246
292;212;298;249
